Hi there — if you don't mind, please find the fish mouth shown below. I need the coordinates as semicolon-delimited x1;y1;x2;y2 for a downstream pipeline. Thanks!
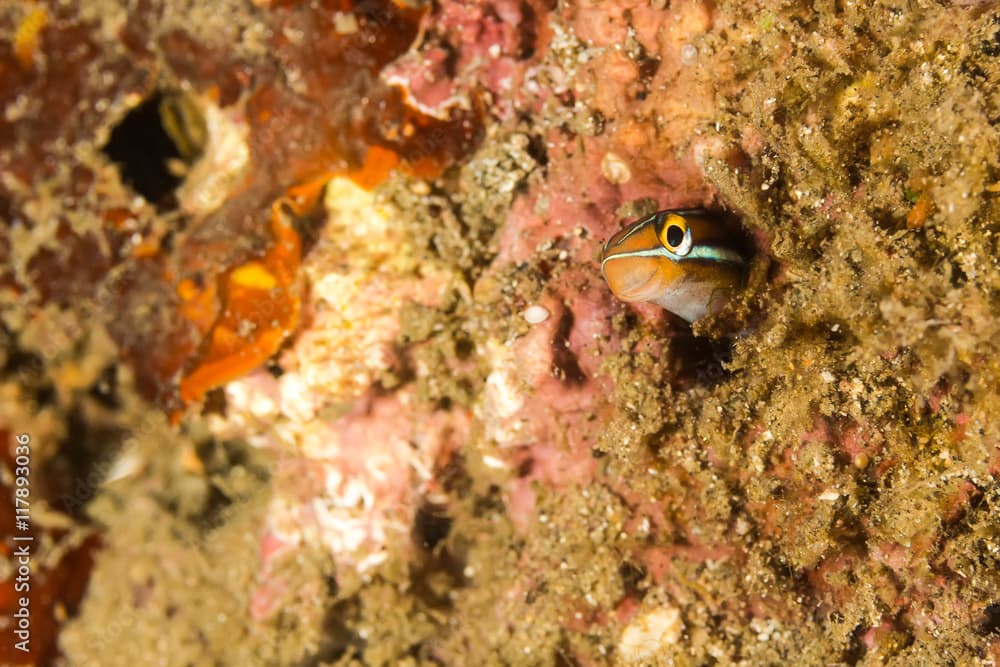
601;256;665;302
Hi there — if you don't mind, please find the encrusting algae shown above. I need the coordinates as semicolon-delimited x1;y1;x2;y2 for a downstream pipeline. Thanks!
2;1;1000;666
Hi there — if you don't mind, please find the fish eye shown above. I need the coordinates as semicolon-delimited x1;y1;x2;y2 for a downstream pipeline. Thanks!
658;214;692;255
666;224;684;247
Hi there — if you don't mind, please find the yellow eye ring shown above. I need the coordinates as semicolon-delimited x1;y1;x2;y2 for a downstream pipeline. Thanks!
658;214;692;255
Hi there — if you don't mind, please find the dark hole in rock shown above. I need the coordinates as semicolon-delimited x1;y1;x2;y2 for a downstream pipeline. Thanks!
516;457;534;477
554;641;579;667
315;599;361;663
413;503;452;551
842;623;867;664
49;411;126;519
978;602;1000;636
102;92;183;209
201;387;228;417
88;364;120;409
619;560;647;598
454;334;474;360
552;309;586;385
668;333;732;391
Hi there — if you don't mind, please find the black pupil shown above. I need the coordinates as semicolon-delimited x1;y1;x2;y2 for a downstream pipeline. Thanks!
666;224;685;247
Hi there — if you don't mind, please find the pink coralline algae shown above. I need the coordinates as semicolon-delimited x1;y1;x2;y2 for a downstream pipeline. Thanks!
383;0;552;120
483;270;621;531
244;0;742;611
24;0;1000;664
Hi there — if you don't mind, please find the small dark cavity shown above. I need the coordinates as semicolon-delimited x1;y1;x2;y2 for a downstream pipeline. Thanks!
771;104;788;126
637;54;660;85
3;343;46;386
668;334;732;391
535;258;555;278
435;451;470;497
515;1;539;60
291;186;332;258
981;16;1000;57
828;508;867;547
477;485;506;514
454;333;474;360
201;387;228;417
408;506;466;614
719;207;758;263
413;502;452;551
960;60;988;83
619;560;647;598
313;598;364;664
516;456;534;478
525;132;549;167
49;411;127;519
551;309;586;385
977;602;1000;636
841;623;867;665
554;641;581;667
88;364;120;409
948;260;970;288
525;581;547;604
102;92;183;210
355;0;399;31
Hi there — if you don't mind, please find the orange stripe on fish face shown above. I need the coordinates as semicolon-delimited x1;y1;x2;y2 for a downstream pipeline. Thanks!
600;214;687;302
601;254;689;303
599;209;747;322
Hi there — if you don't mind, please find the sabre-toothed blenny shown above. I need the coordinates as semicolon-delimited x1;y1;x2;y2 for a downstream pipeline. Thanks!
600;209;748;322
